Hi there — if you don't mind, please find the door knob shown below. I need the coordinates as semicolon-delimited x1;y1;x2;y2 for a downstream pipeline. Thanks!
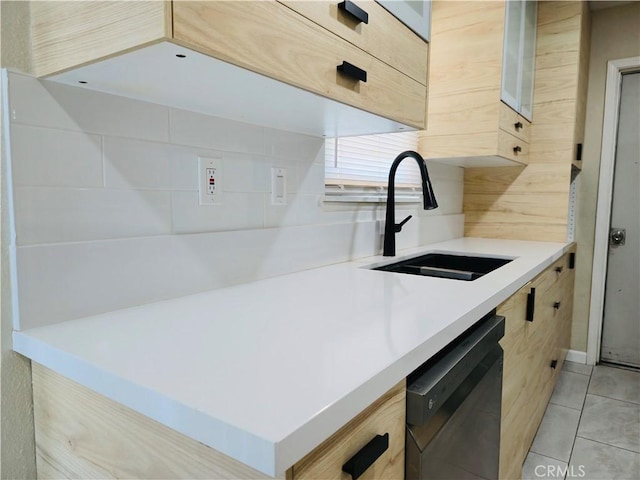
610;228;626;246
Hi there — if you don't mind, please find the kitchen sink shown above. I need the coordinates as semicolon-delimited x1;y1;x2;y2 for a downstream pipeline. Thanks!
372;253;513;281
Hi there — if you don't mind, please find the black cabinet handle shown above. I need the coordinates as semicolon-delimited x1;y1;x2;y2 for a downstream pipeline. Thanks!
338;1;369;24
337;61;367;82
513;145;522;154
555;266;564;274
526;287;536;322
550;359;558;369
554;301;561;310
342;433;389;480
569;252;576;269
514;121;523;131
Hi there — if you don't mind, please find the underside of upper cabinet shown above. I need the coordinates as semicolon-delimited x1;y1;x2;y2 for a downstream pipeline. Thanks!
27;0;428;137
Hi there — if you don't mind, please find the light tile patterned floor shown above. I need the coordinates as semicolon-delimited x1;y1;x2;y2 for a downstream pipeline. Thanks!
522;362;640;480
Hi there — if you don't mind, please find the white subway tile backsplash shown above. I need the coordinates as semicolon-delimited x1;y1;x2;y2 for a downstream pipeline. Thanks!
263;195;293;228
9;73;169;142
104;137;174;190
264;128;324;162
7;71;465;331
171;191;264;234
168;148;200;190
104;137;204;191
170;108;265;154
297;162;326;195
11;125;103;188
271;193;334;228
222;153;271;193
14;222;392;329
14;187;172;245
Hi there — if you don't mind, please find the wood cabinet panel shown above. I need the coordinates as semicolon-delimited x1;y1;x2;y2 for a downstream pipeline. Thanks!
465;222;569;243
173;0;426;128
464;193;570;226
464;164;570;195
291;381;405;480
497;129;530;164
463;2;590;242
31;1;170;77
419;0;534;167
498;249;576;480
426;1;504;96
32;363;404;480
32;364;273;480
499;102;531;143
29;0;427;130
278;0;428;84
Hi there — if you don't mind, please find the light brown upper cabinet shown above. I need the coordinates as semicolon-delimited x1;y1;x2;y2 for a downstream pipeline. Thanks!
419;0;537;167
29;1;429;135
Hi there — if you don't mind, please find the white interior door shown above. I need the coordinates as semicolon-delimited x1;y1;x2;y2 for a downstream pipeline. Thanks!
600;71;640;368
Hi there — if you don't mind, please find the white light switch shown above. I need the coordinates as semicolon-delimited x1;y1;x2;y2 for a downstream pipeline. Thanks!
198;156;222;205
271;167;286;205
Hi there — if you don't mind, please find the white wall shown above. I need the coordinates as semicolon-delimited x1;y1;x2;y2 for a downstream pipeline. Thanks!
6;72;464;331
572;2;640;352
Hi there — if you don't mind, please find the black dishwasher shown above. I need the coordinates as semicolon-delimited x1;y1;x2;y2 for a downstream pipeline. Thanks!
405;312;505;480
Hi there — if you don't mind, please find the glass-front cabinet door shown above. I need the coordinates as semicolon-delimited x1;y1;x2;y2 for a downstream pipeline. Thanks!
376;0;431;42
501;0;537;121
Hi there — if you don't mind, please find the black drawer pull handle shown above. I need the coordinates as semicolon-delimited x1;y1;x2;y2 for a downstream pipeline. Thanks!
554;301;561;310
555;266;563;274
526;287;536;322
338;1;369;24
342;433;389;480
550;359;558;369
513;145;522;154
337;61;368;82
514;121;523;130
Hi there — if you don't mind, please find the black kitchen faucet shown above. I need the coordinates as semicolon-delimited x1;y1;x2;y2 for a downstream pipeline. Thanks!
383;151;438;256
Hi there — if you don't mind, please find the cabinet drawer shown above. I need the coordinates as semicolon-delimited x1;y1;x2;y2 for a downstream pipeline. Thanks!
278;0;428;85
532;254;571;297
499;102;531;143
291;381;405;480
173;1;426;128
497;129;529;164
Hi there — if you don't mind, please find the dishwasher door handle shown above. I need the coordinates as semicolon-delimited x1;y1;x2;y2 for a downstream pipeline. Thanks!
406;314;505;426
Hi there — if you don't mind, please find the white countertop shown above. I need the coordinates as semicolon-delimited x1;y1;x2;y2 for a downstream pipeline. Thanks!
13;237;571;476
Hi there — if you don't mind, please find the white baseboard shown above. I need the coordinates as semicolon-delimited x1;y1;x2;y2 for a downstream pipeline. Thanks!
566;349;588;364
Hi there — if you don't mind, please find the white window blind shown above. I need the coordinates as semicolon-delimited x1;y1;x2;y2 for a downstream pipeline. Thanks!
325;131;421;188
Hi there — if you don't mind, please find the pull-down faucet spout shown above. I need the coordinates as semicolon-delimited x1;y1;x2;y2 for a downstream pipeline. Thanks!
383;151;438;257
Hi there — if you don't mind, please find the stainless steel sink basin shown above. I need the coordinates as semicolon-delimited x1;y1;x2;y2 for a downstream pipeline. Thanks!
372;253;513;281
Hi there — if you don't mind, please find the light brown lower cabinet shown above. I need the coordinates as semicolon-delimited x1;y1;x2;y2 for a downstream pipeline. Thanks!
31;362;404;480
289;381;405;480
498;247;576;480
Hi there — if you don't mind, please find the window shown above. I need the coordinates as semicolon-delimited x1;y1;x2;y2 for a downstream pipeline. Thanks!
324;131;423;203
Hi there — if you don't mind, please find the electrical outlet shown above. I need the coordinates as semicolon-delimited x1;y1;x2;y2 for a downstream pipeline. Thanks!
271;167;286;205
198;156;222;205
